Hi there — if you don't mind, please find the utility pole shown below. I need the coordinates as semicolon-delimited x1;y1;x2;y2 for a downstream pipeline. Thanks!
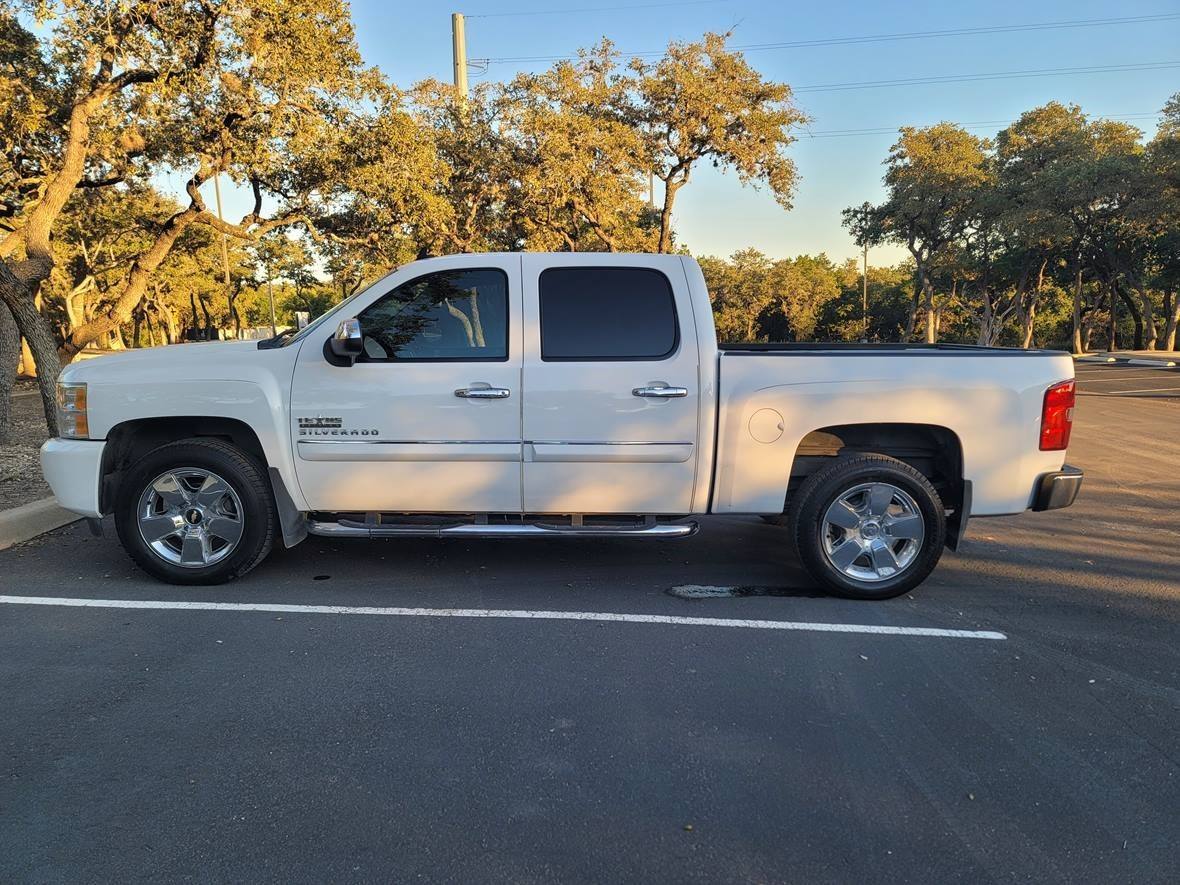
267;274;277;338
451;13;468;104
212;174;233;339
860;202;871;342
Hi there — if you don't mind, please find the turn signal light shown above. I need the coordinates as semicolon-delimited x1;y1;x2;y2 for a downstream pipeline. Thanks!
1039;379;1075;451
56;381;89;439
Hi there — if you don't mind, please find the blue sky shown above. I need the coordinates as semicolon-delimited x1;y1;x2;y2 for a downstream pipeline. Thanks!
235;0;1180;264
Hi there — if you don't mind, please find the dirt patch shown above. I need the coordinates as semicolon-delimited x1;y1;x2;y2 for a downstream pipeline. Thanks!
1;380;52;510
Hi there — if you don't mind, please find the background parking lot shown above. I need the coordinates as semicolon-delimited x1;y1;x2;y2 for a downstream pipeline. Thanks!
2;363;1178;883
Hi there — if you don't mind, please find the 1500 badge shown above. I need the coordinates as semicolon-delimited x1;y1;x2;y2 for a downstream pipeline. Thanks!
297;416;379;436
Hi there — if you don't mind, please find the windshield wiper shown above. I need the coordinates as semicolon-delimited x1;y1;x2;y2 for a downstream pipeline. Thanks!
256;327;298;350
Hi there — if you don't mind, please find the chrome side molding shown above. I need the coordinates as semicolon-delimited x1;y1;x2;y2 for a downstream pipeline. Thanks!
307;519;699;540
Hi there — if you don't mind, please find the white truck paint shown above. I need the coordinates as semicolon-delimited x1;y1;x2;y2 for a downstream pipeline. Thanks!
40;253;1082;596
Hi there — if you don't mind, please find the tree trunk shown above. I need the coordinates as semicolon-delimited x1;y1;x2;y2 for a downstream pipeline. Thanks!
1115;284;1143;350
0;302;20;444
1162;289;1178;352
1071;265;1084;354
0;261;61;436
1134;287;1157;351
1107;283;1117;352
59;206;201;361
976;291;993;346
922;276;937;344
657;177;683;254
1020;302;1037;349
903;275;920;342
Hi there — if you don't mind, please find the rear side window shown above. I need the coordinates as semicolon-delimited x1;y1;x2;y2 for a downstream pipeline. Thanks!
357;268;508;362
539;267;679;360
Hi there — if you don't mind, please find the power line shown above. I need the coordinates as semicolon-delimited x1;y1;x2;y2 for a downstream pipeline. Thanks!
467;0;724;19
802;112;1163;139
479;12;1180;64
794;61;1180;93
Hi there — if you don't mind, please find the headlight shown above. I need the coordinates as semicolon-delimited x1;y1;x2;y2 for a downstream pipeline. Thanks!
56;381;89;439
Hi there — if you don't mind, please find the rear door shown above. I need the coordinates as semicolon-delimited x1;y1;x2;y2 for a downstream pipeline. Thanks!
290;255;523;513
520;255;701;514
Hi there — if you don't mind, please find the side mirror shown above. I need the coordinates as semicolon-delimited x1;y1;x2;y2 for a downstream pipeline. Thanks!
325;317;363;366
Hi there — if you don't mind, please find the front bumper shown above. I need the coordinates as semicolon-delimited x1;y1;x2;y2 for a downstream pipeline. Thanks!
1031;464;1083;512
40;438;106;518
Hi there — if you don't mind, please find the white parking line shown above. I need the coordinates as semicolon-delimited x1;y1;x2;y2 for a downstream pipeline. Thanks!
0;595;1006;640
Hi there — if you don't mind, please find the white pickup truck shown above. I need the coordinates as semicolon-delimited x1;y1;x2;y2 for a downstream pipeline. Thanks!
41;253;1082;598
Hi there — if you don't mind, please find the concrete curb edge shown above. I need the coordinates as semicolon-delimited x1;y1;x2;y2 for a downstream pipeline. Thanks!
0;497;82;551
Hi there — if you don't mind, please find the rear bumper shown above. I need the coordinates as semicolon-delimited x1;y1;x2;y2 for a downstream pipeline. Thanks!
1031;464;1083;512
40;438;106;518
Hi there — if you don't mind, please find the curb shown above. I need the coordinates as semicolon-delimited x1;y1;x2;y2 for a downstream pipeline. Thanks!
1074;355;1117;363
0;497;82;551
1127;358;1178;368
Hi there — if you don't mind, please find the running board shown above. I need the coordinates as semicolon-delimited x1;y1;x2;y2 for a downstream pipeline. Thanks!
307;519;699;540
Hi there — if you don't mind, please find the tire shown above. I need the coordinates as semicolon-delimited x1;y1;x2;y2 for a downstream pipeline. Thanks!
788;454;946;600
114;438;276;585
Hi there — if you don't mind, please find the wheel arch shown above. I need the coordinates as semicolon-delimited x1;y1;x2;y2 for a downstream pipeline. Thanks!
99;417;306;548
785;422;968;549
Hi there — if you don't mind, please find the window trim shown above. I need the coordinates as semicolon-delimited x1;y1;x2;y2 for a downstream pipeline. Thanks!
350;267;512;364
538;266;681;362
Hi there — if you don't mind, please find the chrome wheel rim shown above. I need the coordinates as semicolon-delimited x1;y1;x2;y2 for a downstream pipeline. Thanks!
821;482;924;583
137;468;245;568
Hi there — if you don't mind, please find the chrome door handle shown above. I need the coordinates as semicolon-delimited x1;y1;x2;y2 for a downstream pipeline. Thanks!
632;386;689;398
455;387;511;399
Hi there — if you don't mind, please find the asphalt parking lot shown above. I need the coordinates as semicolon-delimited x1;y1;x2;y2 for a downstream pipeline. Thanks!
2;363;1178;883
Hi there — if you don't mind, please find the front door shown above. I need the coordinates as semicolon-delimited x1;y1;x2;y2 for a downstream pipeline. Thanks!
291;256;523;513
520;256;701;514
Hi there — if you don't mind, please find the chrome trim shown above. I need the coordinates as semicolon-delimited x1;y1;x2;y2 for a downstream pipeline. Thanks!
528;440;694;446
298;439;521;445
307;520;699;540
334;317;362;342
632;385;689;398
297;439;693;446
455;387;511;399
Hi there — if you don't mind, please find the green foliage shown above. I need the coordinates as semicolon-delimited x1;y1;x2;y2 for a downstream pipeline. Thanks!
848;96;1180;350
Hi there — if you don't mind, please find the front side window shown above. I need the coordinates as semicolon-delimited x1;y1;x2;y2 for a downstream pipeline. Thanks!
539;267;679;360
357;268;509;362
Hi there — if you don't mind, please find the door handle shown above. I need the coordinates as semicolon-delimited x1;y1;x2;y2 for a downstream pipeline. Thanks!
632;385;689;398
455;387;511;399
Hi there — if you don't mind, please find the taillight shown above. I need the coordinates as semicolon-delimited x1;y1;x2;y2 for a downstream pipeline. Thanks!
1039;379;1075;451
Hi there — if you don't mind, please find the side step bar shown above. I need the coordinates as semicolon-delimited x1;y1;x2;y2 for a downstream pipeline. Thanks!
307;519;699;540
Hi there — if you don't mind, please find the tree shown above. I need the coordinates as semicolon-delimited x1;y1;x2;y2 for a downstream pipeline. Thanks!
0;0;387;434
409;82;515;254
700;249;776;341
1146;93;1180;350
847;124;992;343
502;43;654;252
626;32;806;253
700;249;842;342
0;0;223;432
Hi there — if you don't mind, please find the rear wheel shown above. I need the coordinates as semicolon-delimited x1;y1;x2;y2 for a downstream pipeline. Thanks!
115;438;275;585
788;454;946;599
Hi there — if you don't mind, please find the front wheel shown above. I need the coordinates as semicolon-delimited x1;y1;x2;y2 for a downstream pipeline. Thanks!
788;454;946;600
114;438;276;585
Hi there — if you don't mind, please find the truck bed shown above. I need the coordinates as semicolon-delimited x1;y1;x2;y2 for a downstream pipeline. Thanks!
720;342;1065;356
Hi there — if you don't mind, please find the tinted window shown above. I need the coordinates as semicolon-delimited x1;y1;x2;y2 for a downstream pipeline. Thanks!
357;269;508;362
540;267;678;360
